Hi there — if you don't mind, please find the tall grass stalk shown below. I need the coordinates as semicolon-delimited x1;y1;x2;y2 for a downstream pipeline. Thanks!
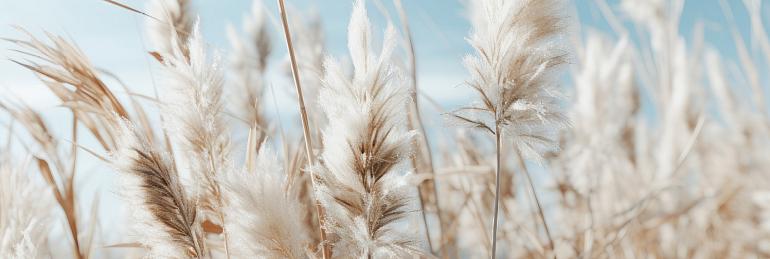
276;0;331;257
455;0;568;257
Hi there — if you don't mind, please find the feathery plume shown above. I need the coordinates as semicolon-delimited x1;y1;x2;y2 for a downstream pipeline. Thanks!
162;22;229;203
565;33;637;195
547;33;639;258
113;121;206;258
457;0;568;257
146;0;194;59
226;0;272;128
456;0;568;162
315;1;421;257
0;155;52;259
221;146;310;258
160;22;233;255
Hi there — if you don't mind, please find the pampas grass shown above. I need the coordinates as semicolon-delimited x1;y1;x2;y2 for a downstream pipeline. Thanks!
457;0;568;256
220;145;310;258
0;155;51;258
313;1;421;257
457;0;568;162
160;23;233;257
227;0;272;130
147;0;194;59
4;0;770;258
113;121;206;258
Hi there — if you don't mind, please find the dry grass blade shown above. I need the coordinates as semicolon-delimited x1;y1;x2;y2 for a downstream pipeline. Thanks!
101;0;159;21
0;101;85;258
276;0;331;257
8;30;134;151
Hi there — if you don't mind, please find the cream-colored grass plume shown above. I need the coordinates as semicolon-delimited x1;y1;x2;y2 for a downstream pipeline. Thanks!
457;0;568;162
113;121;206;258
220;145;310;258
160;22;233;255
547;33;639;258
162;23;230;201
0;155;52;258
457;0;568;256
146;0;194;59
563;33;637;196
226;0;271;129
314;1;421;257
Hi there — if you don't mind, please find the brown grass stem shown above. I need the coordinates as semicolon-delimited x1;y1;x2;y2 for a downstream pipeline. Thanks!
276;1;330;258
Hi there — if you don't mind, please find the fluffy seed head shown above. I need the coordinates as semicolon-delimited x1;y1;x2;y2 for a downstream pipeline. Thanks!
455;0;569;162
315;1;422;257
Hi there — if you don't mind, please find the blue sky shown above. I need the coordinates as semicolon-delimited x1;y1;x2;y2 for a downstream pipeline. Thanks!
1;0;761;135
0;0;767;253
0;0;762;109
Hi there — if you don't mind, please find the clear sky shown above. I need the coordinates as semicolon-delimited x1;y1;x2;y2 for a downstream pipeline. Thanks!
0;0;767;254
0;0;762;109
0;0;762;160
